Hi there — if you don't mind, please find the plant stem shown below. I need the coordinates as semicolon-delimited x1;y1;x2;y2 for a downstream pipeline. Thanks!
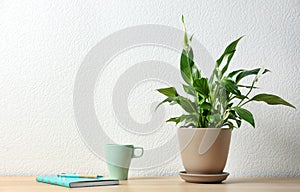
195;92;201;127
237;79;255;106
239;100;251;107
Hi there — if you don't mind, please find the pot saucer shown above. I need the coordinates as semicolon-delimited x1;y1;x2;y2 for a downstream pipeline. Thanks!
179;171;229;183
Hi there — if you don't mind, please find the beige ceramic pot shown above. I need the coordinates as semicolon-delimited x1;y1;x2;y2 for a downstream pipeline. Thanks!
177;128;231;174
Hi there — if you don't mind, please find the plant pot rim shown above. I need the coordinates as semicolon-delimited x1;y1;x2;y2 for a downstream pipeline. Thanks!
178;127;231;130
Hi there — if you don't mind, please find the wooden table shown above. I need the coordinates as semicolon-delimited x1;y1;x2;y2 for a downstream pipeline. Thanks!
0;176;299;192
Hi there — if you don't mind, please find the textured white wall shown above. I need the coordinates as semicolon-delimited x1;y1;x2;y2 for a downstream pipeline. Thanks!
0;0;299;177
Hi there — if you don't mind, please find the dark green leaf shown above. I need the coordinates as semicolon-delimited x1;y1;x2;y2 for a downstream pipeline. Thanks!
250;93;295;109
236;119;242;127
233;107;255;128
216;36;244;67
228;111;242;128
234;94;248;100
223;79;241;96
220;52;234;76
228;110;237;118
228;69;244;78
188;48;201;80
166;117;181;124
224;121;235;129
209;36;243;83
236;68;270;83
238;85;259;89
200;102;211;111
193;78;209;97
157;87;178;97
180;49;193;85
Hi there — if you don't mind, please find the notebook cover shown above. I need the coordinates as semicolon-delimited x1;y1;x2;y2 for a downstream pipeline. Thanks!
36;176;119;188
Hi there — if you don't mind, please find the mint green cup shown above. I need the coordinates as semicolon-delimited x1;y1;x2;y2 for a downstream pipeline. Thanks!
105;144;144;180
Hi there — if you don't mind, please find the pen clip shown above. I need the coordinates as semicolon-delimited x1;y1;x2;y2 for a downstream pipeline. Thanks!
57;173;103;178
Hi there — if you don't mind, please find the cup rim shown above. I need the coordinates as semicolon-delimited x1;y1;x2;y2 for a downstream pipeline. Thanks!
105;144;134;147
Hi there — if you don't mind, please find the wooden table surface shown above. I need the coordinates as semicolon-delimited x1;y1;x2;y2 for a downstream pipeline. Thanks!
0;176;299;192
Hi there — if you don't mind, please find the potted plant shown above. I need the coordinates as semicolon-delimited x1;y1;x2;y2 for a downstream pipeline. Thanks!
156;16;295;183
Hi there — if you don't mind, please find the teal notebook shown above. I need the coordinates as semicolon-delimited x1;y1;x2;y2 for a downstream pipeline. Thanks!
36;176;119;188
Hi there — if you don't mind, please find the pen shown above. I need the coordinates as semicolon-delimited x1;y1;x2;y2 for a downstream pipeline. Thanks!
57;173;103;179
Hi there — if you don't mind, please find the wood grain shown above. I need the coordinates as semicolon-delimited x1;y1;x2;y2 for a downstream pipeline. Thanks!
0;176;299;192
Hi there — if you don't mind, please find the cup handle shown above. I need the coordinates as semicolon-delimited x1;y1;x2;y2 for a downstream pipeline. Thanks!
132;147;144;158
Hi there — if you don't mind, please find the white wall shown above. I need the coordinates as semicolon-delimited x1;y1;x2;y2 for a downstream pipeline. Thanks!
1;0;299;177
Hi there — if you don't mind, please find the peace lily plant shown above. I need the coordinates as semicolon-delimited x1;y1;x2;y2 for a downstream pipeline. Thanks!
157;16;295;129
156;16;295;182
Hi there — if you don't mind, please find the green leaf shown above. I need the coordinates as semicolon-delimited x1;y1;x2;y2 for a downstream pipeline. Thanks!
209;114;222;126
220;52;234;77
236;119;242;127
166;117;181;124
234;94;249;100
182;16;189;50
188;48;201;80
233;107;255;128
157;87;178;97
180;47;200;85
166;114;198;126
183;84;195;96
236;68;270;83
228;110;242;128
180;114;199;124
192;66;201;80
155;92;198;113
224;121;235;129
180;49;193;85
181;123;197;128
188;47;194;59
193;78;210;97
189;33;194;42
228;69;244;78
209;36;244;83
177;96;198;113
223;79;241;96
250;93;296;109
200;102;211;111
216;36;244;67
238;85;259;89
155;97;177;110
